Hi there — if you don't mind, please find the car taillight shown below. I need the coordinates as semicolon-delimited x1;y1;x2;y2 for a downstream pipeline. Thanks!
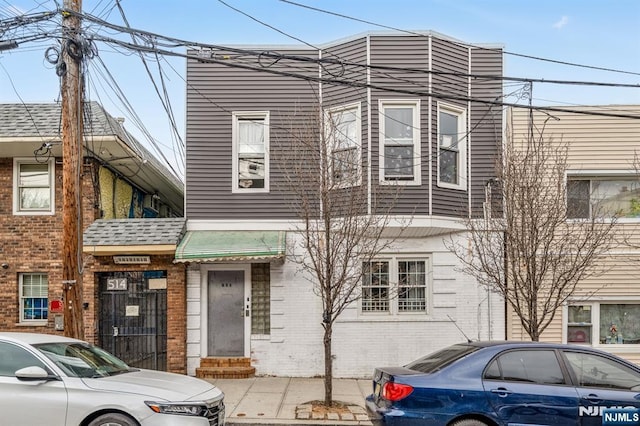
382;382;413;401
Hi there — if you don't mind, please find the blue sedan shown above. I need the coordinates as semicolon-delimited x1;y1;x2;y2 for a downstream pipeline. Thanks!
365;341;640;426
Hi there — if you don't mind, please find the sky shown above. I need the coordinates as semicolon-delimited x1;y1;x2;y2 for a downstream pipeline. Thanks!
1;0;639;180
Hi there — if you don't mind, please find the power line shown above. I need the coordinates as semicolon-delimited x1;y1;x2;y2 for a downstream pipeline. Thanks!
89;32;640;120
74;10;640;91
278;0;640;77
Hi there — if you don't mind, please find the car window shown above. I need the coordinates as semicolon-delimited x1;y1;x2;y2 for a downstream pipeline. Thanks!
405;344;479;373
485;349;566;385
0;341;47;376
564;351;640;391
36;342;132;378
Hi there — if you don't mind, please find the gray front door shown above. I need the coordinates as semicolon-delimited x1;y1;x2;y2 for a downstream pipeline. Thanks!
208;270;244;356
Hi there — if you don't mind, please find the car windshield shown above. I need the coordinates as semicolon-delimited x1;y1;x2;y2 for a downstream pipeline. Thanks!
405;344;479;373
34;342;133;378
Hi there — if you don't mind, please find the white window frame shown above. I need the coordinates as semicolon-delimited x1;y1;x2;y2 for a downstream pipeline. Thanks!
378;99;421;186
326;102;362;188
564;301;640;351
437;102;467;190
361;255;431;316
19;273;48;325
232;111;270;193
567;174;640;222
13;158;55;215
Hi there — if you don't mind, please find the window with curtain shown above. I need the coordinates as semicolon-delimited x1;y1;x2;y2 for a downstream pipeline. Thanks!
328;105;360;187
233;112;269;192
20;273;48;323
567;303;640;345
14;159;54;214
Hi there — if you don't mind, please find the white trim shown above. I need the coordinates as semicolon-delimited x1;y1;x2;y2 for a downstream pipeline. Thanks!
185;215;467;231
467;47;472;211
367;35;372;215
428;35;433;216
378;99;421;186
13;157;55;216
567;169;637;176
436;102;468;191
18;272;48;324
564;300;640;349
231;111;270;193
199;263;251;358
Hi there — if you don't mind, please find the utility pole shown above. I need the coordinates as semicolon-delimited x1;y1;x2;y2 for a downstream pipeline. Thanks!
61;0;84;339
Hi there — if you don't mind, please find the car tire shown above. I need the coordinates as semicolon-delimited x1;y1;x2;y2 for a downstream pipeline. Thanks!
87;412;138;426
450;419;489;426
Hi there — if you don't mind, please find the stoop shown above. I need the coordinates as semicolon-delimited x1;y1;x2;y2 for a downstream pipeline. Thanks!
195;357;255;379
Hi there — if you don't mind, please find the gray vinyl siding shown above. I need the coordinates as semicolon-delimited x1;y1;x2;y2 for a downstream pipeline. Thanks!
369;35;430;216
185;33;503;221
186;48;319;219
322;37;369;207
469;47;503;218
430;37;472;217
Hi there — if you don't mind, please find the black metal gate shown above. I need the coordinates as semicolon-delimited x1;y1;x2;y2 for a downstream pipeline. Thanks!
98;271;167;371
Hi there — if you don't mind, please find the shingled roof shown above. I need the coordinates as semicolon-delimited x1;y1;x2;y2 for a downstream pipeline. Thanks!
0;101;127;138
83;218;186;256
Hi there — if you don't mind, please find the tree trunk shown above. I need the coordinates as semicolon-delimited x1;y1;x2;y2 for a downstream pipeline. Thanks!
323;322;333;406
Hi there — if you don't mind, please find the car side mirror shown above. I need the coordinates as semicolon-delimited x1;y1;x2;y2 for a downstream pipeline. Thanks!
15;366;59;381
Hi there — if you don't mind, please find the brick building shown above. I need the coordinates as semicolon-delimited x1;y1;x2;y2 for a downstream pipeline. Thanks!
0;102;186;373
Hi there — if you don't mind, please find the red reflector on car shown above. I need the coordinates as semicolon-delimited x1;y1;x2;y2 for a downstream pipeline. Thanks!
382;382;413;401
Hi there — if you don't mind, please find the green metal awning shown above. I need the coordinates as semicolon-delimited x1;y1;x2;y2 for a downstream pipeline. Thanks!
174;231;286;263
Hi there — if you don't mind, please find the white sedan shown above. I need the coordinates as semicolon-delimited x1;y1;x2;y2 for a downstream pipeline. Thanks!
0;332;224;426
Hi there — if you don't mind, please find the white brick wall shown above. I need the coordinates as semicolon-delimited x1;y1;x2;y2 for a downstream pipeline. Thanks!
186;231;505;378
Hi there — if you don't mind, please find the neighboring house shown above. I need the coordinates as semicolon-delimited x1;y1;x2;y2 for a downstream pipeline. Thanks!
0;102;187;372
182;31;505;378
506;105;640;364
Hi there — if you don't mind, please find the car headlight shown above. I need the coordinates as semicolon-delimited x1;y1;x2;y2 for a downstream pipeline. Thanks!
145;401;205;416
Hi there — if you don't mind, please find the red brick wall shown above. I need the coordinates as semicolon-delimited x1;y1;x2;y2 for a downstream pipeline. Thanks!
0;158;187;373
83;255;187;374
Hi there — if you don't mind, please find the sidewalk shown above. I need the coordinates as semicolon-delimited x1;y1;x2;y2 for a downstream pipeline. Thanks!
207;377;374;426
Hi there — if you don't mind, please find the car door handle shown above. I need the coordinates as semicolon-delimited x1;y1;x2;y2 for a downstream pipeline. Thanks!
490;388;513;396
582;394;603;403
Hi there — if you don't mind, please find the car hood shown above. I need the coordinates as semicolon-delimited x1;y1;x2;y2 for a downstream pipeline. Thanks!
82;369;223;402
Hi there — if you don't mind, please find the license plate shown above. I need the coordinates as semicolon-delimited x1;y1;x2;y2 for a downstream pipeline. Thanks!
374;382;381;397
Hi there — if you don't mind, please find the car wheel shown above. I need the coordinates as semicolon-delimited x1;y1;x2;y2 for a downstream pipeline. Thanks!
87;413;138;426
450;419;489;426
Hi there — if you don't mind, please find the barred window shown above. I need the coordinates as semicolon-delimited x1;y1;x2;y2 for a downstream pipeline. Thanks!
362;261;390;312
362;258;429;315
398;260;426;312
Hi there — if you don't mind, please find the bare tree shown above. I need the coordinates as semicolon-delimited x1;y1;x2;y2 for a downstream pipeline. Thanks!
279;106;406;405
447;114;617;341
